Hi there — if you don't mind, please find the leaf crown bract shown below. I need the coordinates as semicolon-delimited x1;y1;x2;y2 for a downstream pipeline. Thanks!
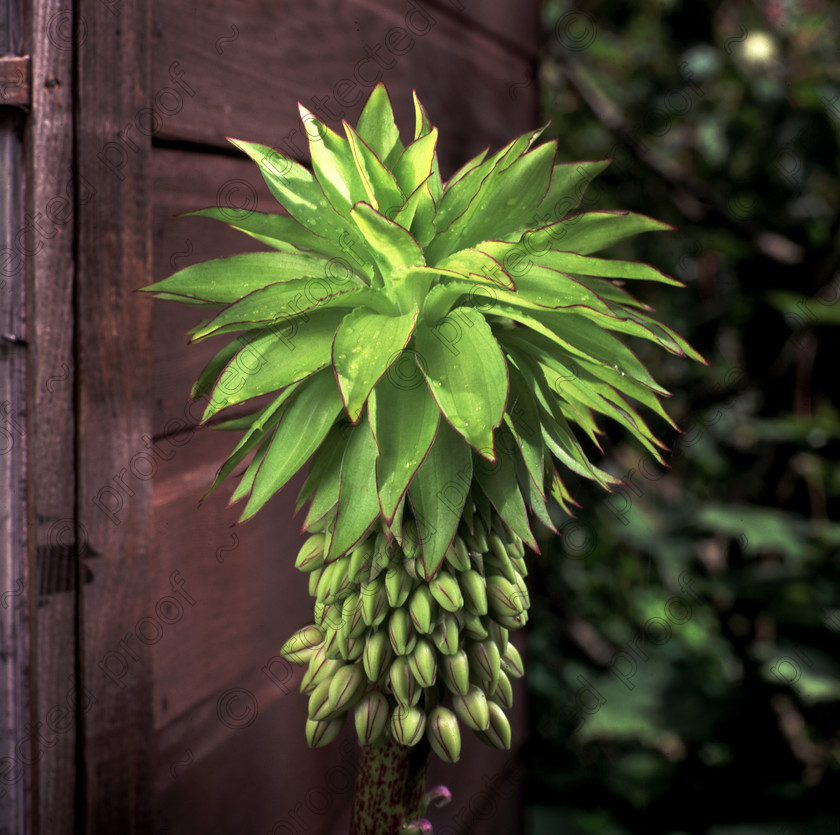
141;83;704;569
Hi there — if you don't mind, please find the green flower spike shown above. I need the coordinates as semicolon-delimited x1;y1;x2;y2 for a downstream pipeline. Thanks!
142;83;704;761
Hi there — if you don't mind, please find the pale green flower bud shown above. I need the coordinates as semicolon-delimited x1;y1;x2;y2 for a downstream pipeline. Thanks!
408;638;437;688
440;649;470;696
429;571;464;612
389;704;426;747
281;624;324;664
427;706;461;763
408;585;435;634
306;716;345;748
328;663;367;713
363;630;393;682
474;701;511;750
354;691;389;745
453;685;490;731
295;534;326;572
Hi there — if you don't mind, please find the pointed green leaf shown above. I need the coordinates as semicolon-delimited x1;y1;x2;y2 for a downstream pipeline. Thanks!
496;319;676;430
299;105;368;216
574;351;676;428
413;90;433;140
514;266;615;313
473;485;492;530
514;453;556;532
355;82;404;167
229;433;272;506
434;158;497;237
407;422;472;580
526;348;666;461
227;139;372;280
504;311;668;394
241;368;344;520
297;422;349;514
509;360;616;488
549;466;578;516
538;303;705;363
579;277;652;311
327;415;381;559
295;430;337;511
369;373;441;522
394;176;436;246
350;202;425;280
213;413;263;432
436;249;515;289
540;411;620;489
332;307;419;422
482;126;549;177
472;433;536;548
427;143;555;261
205;308;347;420
536;160;612;219
522;210;674;256
191;332;260;399
411;92;442;202
141;252;336;305
594;306;705;363
344;122;405;213
206;385;301;501
394;129;438;197
415;307;508;457
527;249;684;286
184;208;345;258
479;303;613;373
388;493;405;544
425;266;614;324
189;276;363;342
503;371;545;498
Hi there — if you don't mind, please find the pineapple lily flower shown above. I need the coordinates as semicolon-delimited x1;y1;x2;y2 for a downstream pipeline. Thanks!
141;83;703;832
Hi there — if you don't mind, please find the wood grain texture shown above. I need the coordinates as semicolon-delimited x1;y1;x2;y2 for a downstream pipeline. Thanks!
155;683;359;835
0;55;30;107
75;1;154;831
425;0;539;56
0;107;31;835
149;429;314;726
149;0;537;176
0;7;29;835
23;0;79;830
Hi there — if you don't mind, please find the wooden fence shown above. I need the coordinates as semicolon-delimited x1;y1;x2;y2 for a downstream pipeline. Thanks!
0;1;539;831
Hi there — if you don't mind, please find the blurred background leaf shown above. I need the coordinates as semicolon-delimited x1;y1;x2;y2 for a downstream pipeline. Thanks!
525;1;840;832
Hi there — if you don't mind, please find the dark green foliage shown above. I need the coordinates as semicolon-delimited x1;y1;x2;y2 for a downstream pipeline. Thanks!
527;1;840;832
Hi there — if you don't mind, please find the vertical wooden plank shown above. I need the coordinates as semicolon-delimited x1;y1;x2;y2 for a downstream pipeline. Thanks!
75;0;153;831
0;2;31;834
24;0;79;831
0;0;32;829
0;114;32;835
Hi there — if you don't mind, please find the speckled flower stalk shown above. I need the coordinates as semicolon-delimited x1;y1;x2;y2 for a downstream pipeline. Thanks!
143;83;702;833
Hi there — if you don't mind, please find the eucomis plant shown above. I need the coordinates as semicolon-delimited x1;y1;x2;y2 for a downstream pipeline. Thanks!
142;83;703;831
